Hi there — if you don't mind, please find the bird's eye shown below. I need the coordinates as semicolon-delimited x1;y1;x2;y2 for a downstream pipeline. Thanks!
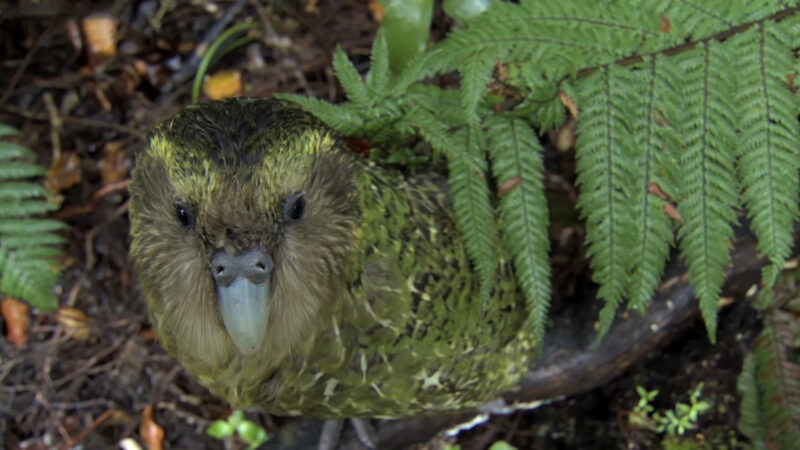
175;202;194;229
283;192;306;223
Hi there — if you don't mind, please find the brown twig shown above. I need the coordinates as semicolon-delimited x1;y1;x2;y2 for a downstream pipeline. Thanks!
35;391;73;444
84;199;130;270
0;105;147;140
60;407;116;450
54;178;131;219
43;92;62;162
162;0;248;94
0;26;52;106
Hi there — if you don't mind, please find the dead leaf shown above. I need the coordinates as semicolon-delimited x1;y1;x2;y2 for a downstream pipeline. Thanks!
2;298;30;347
99;141;130;185
140;327;157;341
557;91;578;118
647;182;671;201
55;307;92;340
662;203;684;223
82;12;118;65
369;1;385;22
660;15;671;33
140;405;164;450
344;137;372;156
304;0;319;14
45;151;82;196
94;84;113;112
65;18;83;52
203;69;242;100
498;176;521;198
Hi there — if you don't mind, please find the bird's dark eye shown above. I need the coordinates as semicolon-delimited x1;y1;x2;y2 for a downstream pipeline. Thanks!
283;192;306;223
175;202;194;229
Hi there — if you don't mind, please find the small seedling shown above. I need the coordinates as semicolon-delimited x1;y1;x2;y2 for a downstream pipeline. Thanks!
207;409;269;449
630;383;711;436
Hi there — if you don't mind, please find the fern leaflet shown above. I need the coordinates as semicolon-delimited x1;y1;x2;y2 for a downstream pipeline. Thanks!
735;22;800;286
575;64;636;341
487;115;551;346
0;127;65;311
677;41;739;343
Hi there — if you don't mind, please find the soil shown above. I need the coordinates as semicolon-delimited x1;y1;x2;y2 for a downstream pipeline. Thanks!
0;1;759;449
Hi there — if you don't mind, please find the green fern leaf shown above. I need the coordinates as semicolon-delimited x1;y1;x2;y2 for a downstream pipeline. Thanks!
393;47;442;94
332;45;369;107
0;233;65;248
575;64;637;341
430;0;668;81
0;124;21;137
737;294;800;450
626;55;682;311
0;161;47;179
460;50;495;123
487;115;550;346
366;27;390;97
408;85;468;127
0;200;58;217
0;182;50;200
522;82;568;133
276;94;364;136
676;41;739;342
0;140;36;159
448;125;496;300
735;21;800;285
0;219;66;234
737;354;767;450
0;128;65;311
412;111;496;300
0;248;59;311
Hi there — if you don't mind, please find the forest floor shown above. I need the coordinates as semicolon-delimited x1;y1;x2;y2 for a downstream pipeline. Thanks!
0;1;761;449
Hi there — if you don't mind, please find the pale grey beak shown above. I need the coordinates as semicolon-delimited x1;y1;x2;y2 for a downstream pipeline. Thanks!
211;248;272;355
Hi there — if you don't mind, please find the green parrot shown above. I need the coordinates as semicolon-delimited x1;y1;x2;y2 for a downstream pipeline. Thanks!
129;98;535;418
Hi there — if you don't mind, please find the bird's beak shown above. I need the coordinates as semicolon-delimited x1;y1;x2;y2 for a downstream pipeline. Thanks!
211;248;273;356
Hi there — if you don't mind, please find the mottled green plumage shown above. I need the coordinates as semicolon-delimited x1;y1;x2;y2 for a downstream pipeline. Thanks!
129;98;535;418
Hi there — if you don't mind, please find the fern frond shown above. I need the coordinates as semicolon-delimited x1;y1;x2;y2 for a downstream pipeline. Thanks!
0;200;58;217
448;125;496;301
0;140;36;159
0;161;46;179
676;41;740;342
408;109;496;299
276;94;365;136
653;1;787;40
460;50;495;123
626;55;682;311
0;233;65;248
0;128;65;311
0;124;20;137
0;219;66;234
0;182;50;201
738;294;800;450
520;80;568;133
575;64;637;341
366;27;390;97
737;353;767;450
332;45;369;107
735;21;800;286
487;115;551;346
408;85;468;127
430;0;670;80
393;46;442;94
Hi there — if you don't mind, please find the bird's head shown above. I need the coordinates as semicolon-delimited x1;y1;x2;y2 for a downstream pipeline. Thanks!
129;98;362;379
